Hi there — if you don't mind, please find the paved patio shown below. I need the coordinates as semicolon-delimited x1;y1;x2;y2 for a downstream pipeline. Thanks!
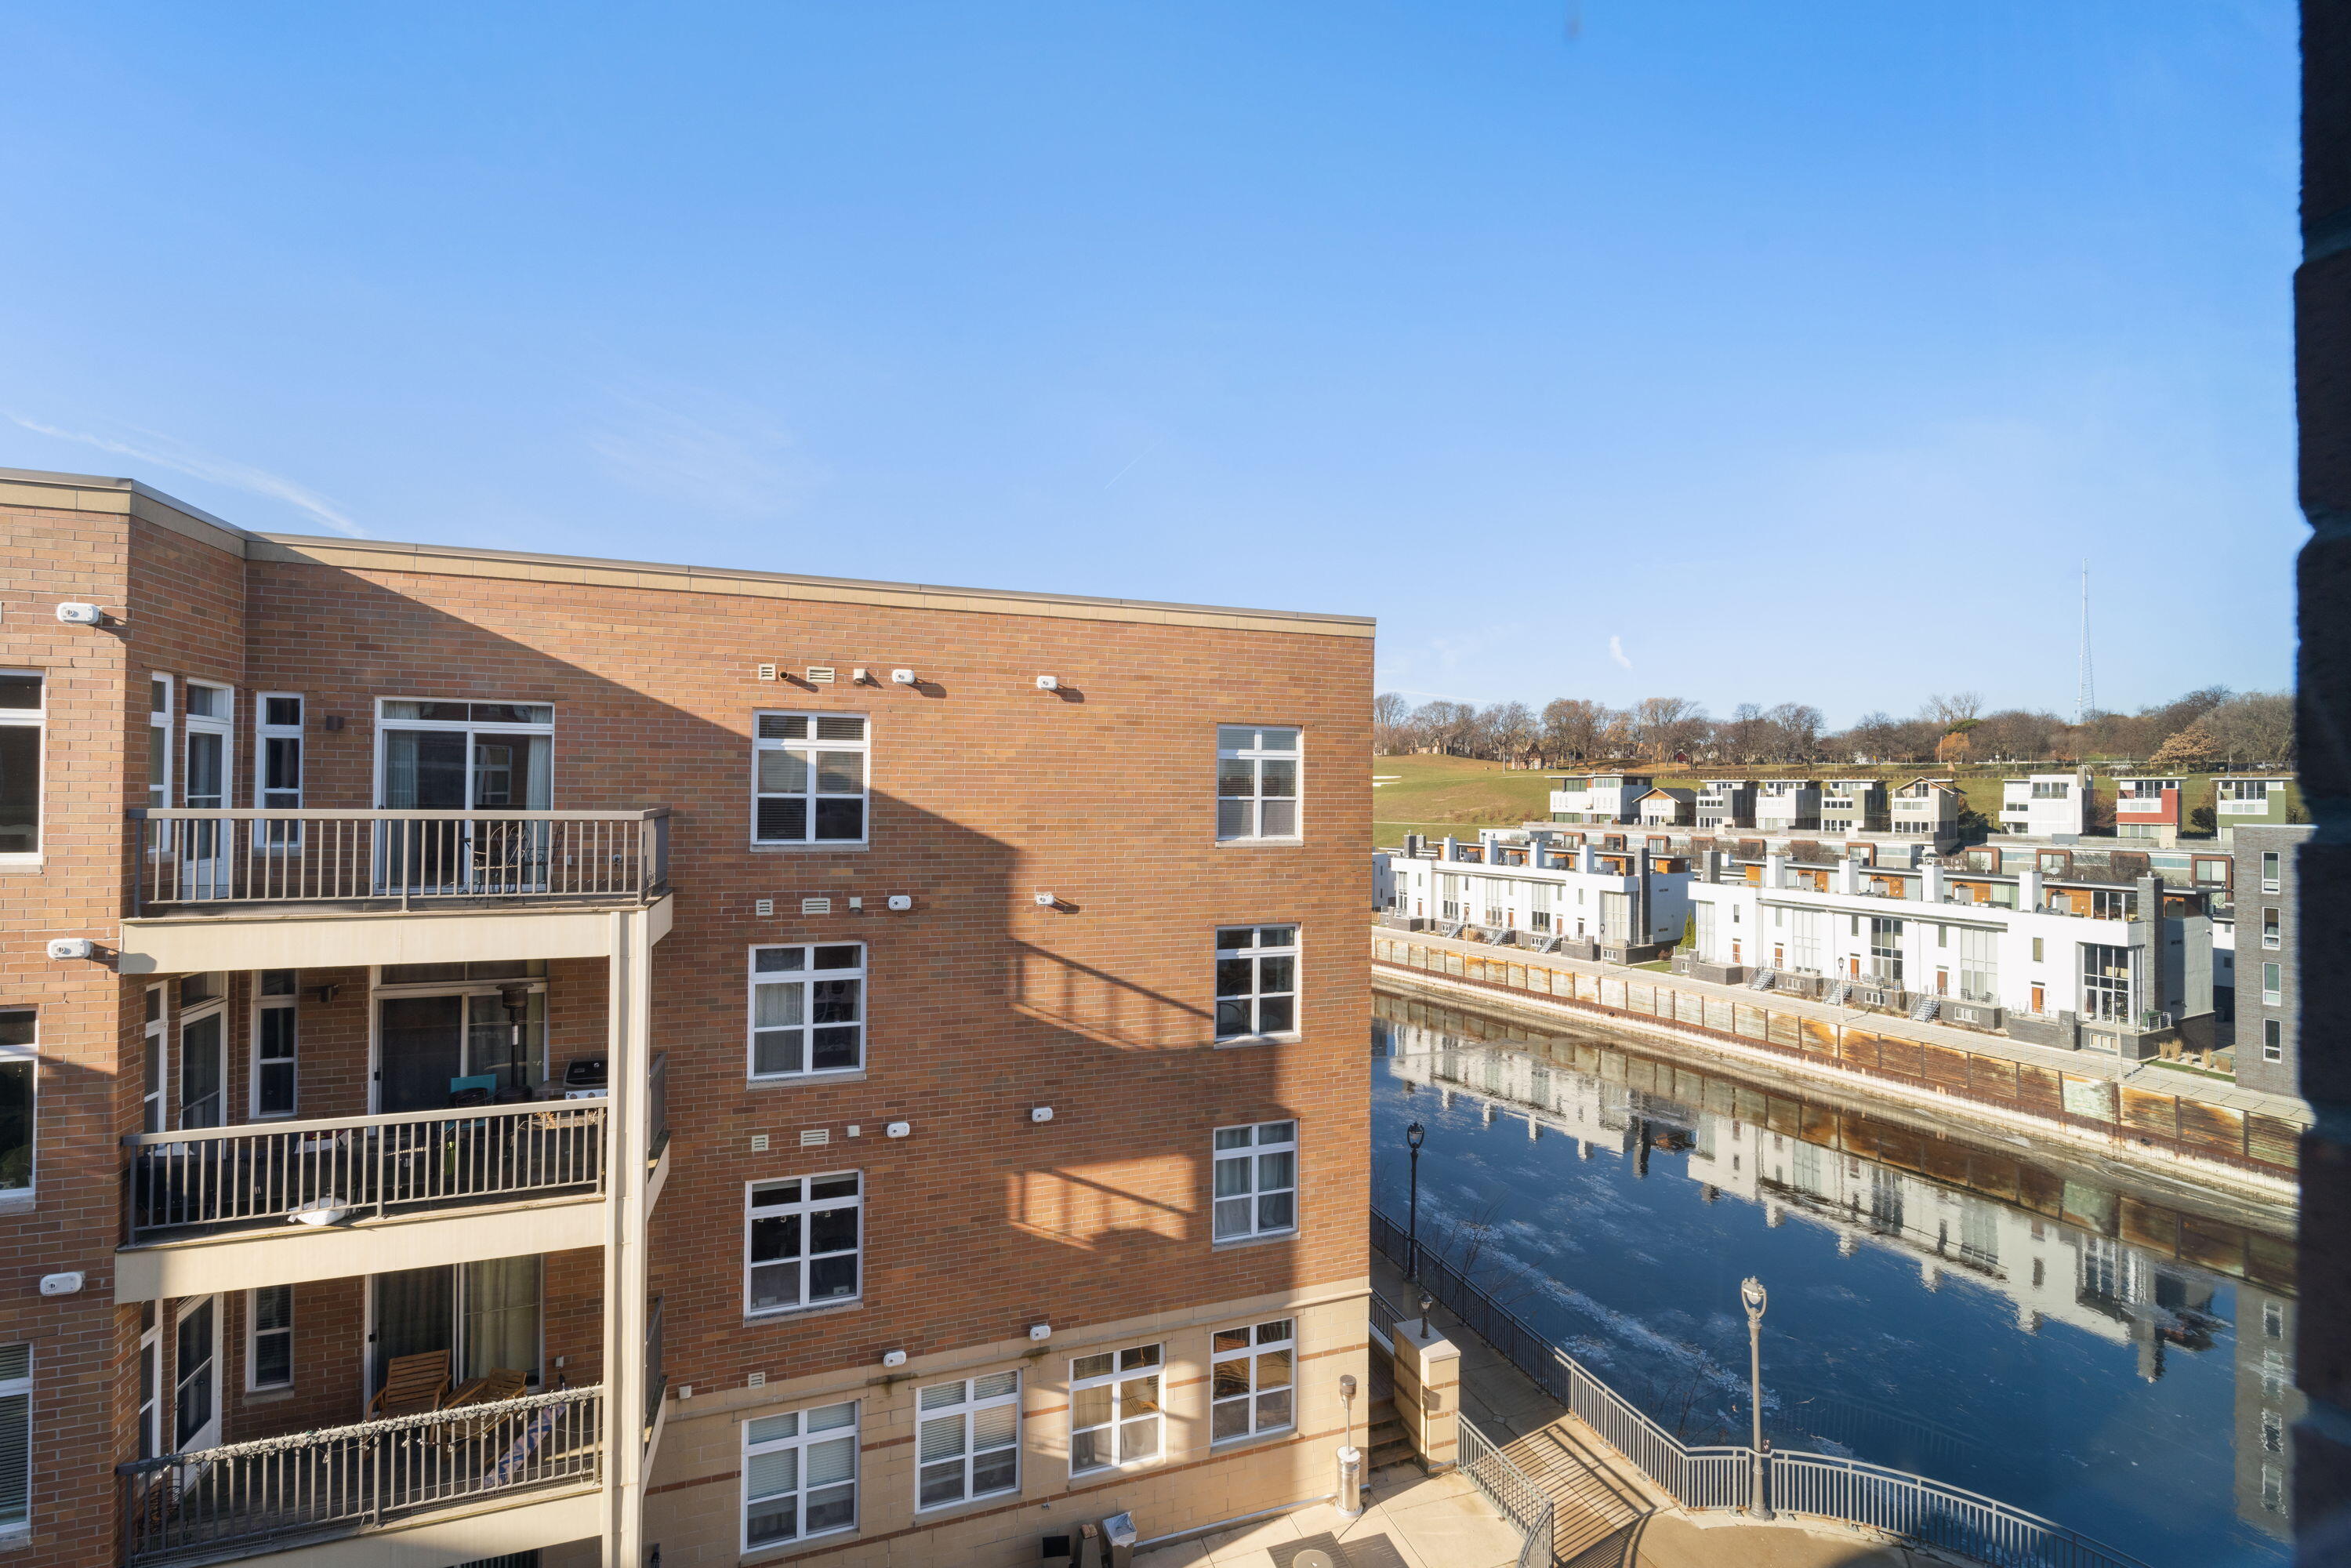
1132;1463;1526;1568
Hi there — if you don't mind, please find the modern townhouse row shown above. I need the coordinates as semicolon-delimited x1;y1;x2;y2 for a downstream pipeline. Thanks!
0;466;1371;1568
1375;819;2298;1093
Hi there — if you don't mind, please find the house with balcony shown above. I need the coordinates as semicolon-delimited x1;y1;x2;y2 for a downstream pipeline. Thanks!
1817;778;1889;836
1636;786;1696;826
1889;778;1964;843
2000;770;2092;837
1754;778;1822;833
2114;776;2184;845
1546;771;1653;824
1;468;1371;1568
1381;830;1689;961
1694;779;1757;830
2215;774;2297;844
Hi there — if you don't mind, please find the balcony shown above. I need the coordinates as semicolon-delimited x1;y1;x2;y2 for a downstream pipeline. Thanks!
122;809;673;974
118;1385;604;1566
125;1102;608;1243
132;808;669;912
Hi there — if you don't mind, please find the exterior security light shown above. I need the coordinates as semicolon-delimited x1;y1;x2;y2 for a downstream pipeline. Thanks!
1036;675;1059;691
45;938;94;961
1029;1323;1052;1341
885;1121;911;1138
1030;1106;1054;1123
881;1349;907;1368
887;895;912;911
55;602;103;626
891;668;917;684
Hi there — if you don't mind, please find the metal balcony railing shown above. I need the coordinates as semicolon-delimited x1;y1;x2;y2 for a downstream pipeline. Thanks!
118;1385;604;1565
131;808;671;911
123;1102;606;1243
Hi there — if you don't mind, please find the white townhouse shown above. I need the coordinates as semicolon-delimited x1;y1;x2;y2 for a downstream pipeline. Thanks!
1547;771;1654;825
2000;770;2092;837
1754;778;1823;833
1380;829;1689;955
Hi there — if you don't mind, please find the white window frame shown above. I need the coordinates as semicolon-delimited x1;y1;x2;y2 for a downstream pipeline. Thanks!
1067;1343;1163;1475
747;943;865;1081
742;1399;859;1552
2264;1018;2283;1062
1213;1120;1298;1243
2264;908;2283;949
915;1370;1021;1511
0;1343;25;1532
254;692;305;849
0;1009;33;1201
142;988;165;1136
1210;1316;1296;1444
744;1172;862;1318
183;681;234;807
246;1285;293;1392
136;1308;161;1462
372;698;558;811
2262;851;2283;894
251;971;298;1120
1214;925;1299;1044
2264;961;2283;1007
147;673;174;812
1216;724;1302;842
0;670;45;865
752;711;870;847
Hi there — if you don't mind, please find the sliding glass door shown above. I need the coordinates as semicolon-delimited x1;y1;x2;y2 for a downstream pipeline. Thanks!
376;701;553;895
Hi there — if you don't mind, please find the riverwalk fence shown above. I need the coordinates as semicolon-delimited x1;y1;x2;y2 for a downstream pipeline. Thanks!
1373;932;2300;1180
1370;1207;2150;1568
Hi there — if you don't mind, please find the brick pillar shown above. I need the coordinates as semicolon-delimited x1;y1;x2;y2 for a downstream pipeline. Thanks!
1391;1319;1460;1474
2298;5;2351;1558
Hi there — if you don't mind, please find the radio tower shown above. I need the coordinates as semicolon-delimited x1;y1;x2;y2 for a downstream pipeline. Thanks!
2075;559;2096;724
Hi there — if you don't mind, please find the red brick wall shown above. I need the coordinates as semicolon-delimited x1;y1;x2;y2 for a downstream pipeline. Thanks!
0;492;1370;1560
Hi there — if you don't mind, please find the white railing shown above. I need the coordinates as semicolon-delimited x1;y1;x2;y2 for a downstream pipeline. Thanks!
1458;1414;1556;1568
119;1385;603;1564
132;808;670;910
1370;1209;2149;1568
124;1102;606;1241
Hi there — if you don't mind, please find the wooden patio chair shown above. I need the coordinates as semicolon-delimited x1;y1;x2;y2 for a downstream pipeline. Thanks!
368;1348;451;1418
438;1367;532;1450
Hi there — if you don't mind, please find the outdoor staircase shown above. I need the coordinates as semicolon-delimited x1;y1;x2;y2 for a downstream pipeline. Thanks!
1910;996;1940;1022
1828;981;1851;1006
1747;969;1776;991
1363;1393;1413;1472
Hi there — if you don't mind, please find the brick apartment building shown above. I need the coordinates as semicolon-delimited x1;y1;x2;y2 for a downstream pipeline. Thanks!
0;466;1372;1566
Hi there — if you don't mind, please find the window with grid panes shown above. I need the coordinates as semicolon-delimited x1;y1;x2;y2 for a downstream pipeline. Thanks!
1213;1120;1297;1241
1214;926;1297;1040
0;1344;22;1530
753;713;869;844
1068;1345;1162;1473
249;1287;292;1390
916;1371;1020;1508
745;1174;861;1316
1210;1318;1294;1441
742;1399;858;1549
749;944;864;1078
1216;726;1300;840
253;971;297;1117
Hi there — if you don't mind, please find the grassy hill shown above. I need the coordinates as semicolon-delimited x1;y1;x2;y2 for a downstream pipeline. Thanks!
1366;755;2282;848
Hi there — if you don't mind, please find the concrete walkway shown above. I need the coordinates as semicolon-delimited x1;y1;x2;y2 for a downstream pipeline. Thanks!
1380;924;2313;1127
1370;1253;1954;1568
1130;1465;1526;1568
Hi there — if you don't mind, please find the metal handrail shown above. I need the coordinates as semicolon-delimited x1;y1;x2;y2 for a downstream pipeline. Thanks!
1370;1208;2150;1568
123;1101;606;1241
119;1385;603;1563
1458;1414;1556;1568
130;807;670;910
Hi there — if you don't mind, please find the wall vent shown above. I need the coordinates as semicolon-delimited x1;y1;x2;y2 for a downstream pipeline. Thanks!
800;1128;830;1147
806;666;836;684
801;897;833;915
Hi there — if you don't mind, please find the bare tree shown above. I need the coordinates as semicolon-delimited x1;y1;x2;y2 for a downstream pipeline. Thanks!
1763;702;1824;761
1921;691;1984;729
2204;691;2294;764
1486;702;1538;767
1373;692;1410;754
1541;698;1611;763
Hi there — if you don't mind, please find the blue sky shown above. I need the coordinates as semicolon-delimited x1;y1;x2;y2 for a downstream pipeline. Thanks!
0;2;2300;724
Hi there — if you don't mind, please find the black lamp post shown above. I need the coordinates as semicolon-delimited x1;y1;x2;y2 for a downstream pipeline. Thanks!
1405;1121;1427;1280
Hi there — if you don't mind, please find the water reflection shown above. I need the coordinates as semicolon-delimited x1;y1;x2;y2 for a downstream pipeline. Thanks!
1370;988;2298;1568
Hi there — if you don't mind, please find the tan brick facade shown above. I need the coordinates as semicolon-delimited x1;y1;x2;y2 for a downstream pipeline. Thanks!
0;469;1370;1566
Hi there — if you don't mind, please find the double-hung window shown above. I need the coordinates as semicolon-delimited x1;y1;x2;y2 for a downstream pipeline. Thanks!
0;1011;29;1196
916;1371;1021;1508
1214;926;1297;1041
248;1286;292;1391
147;676;173;813
2262;851;2282;894
1217;726;1301;840
2265;1019;2284;1062
1210;1318;1294;1442
0;673;42;861
1068;1345;1162;1474
0;1345;24;1530
252;971;297;1118
743;1400;858;1550
749;945;865;1079
2263;962;2283;1007
2264;908;2283;949
745;1174;862;1316
753;713;868;844
1213;1120;1297;1241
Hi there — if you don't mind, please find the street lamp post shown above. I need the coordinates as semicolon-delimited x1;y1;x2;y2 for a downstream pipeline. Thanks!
1740;1276;1773;1520
1405;1121;1426;1280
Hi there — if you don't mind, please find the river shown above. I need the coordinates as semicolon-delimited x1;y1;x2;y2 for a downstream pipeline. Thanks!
1368;984;2298;1568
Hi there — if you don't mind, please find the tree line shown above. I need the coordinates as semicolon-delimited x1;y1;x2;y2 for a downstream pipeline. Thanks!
1373;687;2294;769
